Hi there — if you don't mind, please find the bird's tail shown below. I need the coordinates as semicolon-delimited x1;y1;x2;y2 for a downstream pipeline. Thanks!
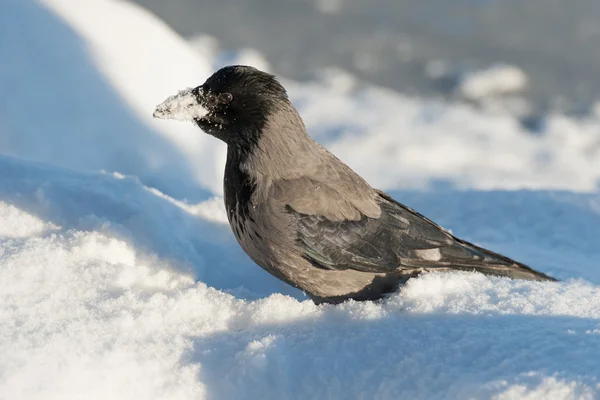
398;239;558;282
453;238;557;281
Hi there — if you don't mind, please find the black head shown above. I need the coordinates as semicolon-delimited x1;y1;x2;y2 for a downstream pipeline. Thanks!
154;65;289;151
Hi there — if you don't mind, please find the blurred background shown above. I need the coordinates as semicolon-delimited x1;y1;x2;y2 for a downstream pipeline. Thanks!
137;0;600;118
2;0;600;198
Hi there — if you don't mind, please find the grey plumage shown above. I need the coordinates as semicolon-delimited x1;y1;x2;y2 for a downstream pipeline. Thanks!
154;65;556;304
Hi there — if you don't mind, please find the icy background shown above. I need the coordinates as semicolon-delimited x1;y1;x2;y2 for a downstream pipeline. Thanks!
0;1;599;399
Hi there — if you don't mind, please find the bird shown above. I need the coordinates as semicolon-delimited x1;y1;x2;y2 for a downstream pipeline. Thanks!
154;65;556;304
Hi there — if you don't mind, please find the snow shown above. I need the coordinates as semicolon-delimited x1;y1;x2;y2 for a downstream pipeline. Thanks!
292;82;600;191
0;202;58;239
1;0;225;199
1;0;599;399
153;87;209;121
458;64;529;101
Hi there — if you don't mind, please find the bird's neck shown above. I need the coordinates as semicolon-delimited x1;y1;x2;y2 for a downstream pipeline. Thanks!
224;104;325;210
239;105;323;181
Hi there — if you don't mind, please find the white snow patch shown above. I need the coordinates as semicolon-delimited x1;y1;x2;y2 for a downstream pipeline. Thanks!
491;374;598;400
390;272;600;318
0;230;207;400
459;64;528;100
292;82;600;191
0;202;58;238
145;185;228;224
4;0;227;197
154;87;209;121
317;67;358;93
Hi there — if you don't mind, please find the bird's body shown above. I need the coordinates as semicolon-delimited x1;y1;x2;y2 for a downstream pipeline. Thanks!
154;65;556;304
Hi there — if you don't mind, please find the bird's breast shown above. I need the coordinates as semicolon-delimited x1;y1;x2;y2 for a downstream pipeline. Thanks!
223;156;271;256
224;172;255;222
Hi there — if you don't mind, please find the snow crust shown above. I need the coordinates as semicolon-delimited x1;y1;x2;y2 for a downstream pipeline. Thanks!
1;0;599;399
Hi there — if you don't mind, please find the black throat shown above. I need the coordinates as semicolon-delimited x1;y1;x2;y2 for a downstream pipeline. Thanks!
223;143;257;225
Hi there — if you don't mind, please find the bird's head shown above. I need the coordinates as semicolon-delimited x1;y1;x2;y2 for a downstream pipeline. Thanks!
154;65;290;150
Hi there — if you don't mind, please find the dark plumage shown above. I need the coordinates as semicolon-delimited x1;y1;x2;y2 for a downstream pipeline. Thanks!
154;65;556;304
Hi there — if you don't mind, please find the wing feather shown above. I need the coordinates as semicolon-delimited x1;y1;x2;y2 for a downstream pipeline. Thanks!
271;180;555;281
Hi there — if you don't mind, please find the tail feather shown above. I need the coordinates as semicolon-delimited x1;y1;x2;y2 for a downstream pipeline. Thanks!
402;239;557;282
457;238;557;281
397;260;557;281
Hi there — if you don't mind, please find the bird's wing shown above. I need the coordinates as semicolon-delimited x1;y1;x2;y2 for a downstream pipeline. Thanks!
273;179;555;281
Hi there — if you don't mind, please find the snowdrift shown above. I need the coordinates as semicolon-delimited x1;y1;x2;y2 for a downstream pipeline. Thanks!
1;1;599;399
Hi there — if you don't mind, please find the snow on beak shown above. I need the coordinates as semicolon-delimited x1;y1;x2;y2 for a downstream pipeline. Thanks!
153;87;209;121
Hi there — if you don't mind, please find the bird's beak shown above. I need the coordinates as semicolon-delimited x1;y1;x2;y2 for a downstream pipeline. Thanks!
153;87;209;121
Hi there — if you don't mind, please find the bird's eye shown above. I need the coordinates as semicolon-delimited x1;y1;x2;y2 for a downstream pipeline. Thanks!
218;93;233;104
207;94;218;105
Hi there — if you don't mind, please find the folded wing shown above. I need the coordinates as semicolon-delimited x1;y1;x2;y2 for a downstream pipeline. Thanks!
273;178;555;281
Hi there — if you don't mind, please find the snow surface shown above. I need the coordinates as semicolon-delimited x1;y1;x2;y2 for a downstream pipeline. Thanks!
1;1;599;399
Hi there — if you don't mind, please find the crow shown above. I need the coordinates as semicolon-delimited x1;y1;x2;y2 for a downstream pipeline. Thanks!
154;65;556;304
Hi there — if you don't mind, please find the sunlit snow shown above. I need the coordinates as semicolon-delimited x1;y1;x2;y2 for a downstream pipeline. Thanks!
153;87;210;121
0;1;599;399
